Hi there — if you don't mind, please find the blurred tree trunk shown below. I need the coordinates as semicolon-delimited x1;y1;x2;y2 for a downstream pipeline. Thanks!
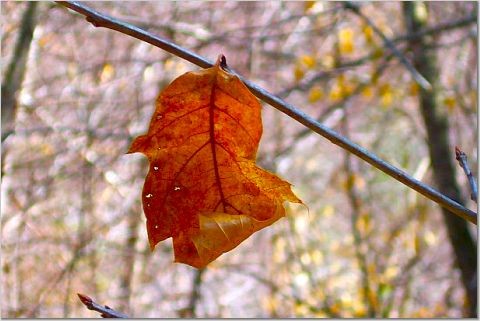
402;2;477;317
1;2;38;142
179;268;205;317
118;208;140;315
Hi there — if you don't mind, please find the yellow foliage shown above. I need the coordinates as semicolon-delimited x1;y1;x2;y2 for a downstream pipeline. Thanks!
308;86;324;103
304;1;316;12
100;63;115;83
352;302;367;317
414;2;428;23
367;263;377;282
423;230;437;246
330;301;342;315
300;55;316;68
378;83;392;95
412;307;433;318
372;46;384;59
38;34;52;48
40;143;54;156
382;266;399;281
294;302;309;315
378;83;394;108
414;234;422;254
433;303;446;316
380;91;393;108
338;27;355;55
262;296;278;313
408;82;419;96
342;173;354;190
329;85;343;102
321;54;336;68
362;25;375;45
361;86;373;99
443;95;456;113
294;65;305;81
356;212;372;235
367;290;379;313
329;75;353;102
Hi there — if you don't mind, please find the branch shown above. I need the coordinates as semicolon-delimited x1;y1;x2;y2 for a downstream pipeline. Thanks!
392;13;476;43
344;1;432;90
455;146;478;203
77;293;129;318
55;1;477;225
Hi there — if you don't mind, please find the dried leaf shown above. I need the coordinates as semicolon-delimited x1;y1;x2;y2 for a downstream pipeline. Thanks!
129;55;302;268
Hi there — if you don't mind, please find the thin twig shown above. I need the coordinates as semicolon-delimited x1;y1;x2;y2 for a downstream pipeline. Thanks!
344;1;432;90
455;146;478;203
392;13;476;43
77;293;129;318
55;1;477;224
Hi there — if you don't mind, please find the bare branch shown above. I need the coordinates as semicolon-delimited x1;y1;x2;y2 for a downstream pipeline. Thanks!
77;293;129;318
392;13;476;43
344;1;432;90
55;1;477;224
455;146;478;203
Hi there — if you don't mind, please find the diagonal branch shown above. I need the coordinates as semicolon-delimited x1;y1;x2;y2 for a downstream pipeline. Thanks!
55;1;477;224
343;1;432;90
77;293;129;318
455;146;478;203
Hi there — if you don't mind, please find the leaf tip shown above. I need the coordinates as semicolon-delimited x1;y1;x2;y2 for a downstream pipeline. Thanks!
149;240;156;252
127;135;148;154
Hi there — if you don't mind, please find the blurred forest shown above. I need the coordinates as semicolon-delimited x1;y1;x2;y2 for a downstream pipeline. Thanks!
1;1;478;318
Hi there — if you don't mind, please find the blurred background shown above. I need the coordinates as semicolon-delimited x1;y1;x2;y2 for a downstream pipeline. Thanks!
1;1;477;318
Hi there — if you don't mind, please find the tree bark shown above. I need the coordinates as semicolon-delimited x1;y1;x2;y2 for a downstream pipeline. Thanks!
1;2;38;142
402;2;477;317
118;208;140;315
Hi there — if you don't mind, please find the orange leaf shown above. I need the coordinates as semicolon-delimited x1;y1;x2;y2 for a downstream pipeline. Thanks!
128;55;302;268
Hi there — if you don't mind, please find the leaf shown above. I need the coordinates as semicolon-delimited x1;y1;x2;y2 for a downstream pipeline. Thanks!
99;63;115;83
338;27;354;55
299;55;316;69
294;64;305;82
443;95;455;113
128;55;302;268
362;25;375;45
378;83;393;108
308;86;324;103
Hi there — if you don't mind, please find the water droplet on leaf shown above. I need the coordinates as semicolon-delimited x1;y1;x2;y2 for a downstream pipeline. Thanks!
153;166;159;171
174;186;181;191
146;193;153;198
